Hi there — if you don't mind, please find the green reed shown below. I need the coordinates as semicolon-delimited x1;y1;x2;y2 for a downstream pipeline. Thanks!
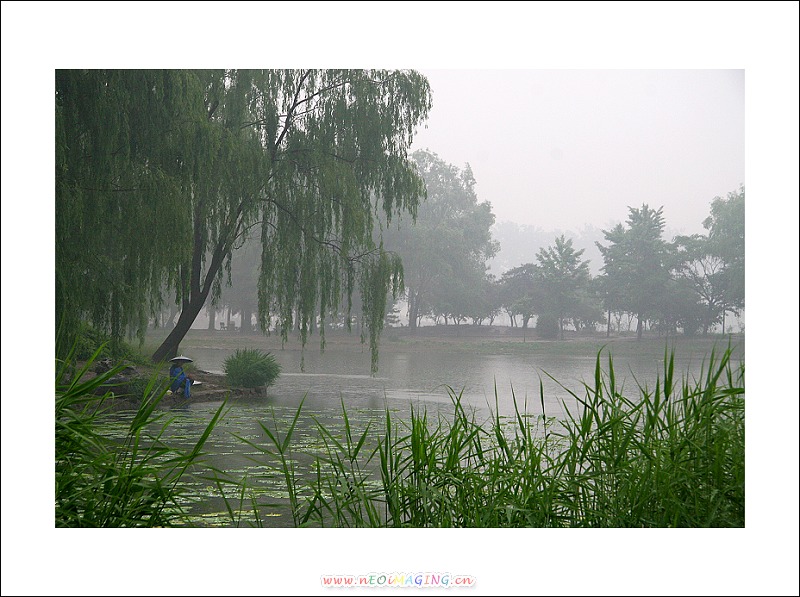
257;346;743;527
55;346;226;527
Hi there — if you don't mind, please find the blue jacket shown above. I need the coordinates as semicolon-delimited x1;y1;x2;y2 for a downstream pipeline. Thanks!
169;364;189;392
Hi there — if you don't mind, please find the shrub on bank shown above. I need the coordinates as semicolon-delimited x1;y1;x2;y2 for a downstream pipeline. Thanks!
223;348;281;388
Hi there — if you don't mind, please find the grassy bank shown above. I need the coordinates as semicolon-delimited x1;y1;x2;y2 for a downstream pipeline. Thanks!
140;325;745;361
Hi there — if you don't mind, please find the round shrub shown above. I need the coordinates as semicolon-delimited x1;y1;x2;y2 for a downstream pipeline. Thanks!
223;348;281;388
536;313;559;339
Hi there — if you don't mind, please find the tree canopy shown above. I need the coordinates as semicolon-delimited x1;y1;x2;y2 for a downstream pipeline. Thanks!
596;205;670;339
703;185;745;312
56;69;432;371
534;235;593;339
672;185;745;334
382;149;497;328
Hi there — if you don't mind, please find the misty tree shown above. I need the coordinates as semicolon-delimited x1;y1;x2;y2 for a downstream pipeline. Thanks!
498;264;537;328
56;69;432;372
703;185;745;329
673;234;728;335
427;262;493;326
671;186;744;335
534;235;592;340
466;274;501;325
567;276;606;333
654;276;704;336
596;205;671;340
217;232;261;333
382;149;497;330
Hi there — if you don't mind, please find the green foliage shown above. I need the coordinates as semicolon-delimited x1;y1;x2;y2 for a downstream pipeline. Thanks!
383;149;498;328
703;185;745;312
535;235;594;338
72;321;115;360
56;70;200;359
55;348;225;527
71;321;142;361
223;348;282;388
596;205;671;338
253;347;744;528
536;313;560;339
499;264;537;327
56;70;432;371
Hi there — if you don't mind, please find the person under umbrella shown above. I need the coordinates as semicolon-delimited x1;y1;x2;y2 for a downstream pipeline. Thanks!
169;355;195;398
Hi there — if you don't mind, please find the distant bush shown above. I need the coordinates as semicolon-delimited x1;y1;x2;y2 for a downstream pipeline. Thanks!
224;349;281;388
536;313;559;339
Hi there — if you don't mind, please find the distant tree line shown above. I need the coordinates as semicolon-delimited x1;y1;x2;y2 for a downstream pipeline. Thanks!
382;155;744;339
214;150;744;340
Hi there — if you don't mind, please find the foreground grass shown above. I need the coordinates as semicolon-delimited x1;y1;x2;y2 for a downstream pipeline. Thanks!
252;346;744;527
55;347;226;527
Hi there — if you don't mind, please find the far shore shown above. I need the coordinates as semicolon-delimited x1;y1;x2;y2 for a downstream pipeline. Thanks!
141;325;745;360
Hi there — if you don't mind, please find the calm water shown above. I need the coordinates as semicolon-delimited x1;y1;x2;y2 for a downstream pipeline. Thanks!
106;337;744;527
189;338;740;419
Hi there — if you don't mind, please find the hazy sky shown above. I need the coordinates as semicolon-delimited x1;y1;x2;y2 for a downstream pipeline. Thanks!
411;69;744;234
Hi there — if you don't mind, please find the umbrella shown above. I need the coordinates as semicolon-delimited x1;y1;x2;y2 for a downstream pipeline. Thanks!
169;355;194;364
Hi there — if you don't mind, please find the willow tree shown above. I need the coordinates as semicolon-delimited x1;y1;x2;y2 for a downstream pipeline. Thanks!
56;70;202;357
56;70;431;371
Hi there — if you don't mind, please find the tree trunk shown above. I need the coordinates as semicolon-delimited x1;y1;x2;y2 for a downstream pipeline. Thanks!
152;299;207;362
636;313;643;340
408;291;419;331
110;290;121;356
241;306;253;333
606;308;611;338
207;307;216;330
152;199;238;362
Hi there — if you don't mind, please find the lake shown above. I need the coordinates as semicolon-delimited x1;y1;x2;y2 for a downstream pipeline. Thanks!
110;332;744;527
